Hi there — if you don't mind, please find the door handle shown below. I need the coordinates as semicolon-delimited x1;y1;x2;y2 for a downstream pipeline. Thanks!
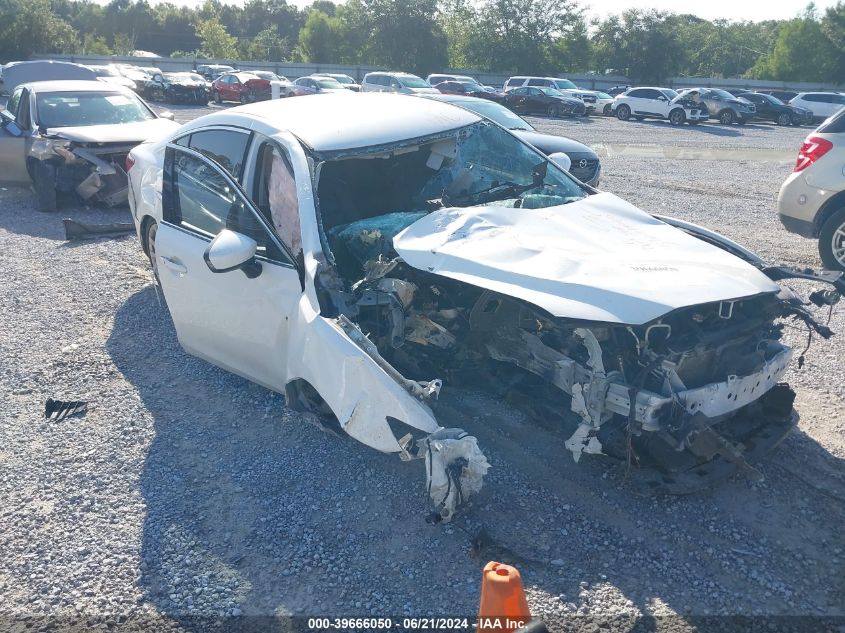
160;255;187;275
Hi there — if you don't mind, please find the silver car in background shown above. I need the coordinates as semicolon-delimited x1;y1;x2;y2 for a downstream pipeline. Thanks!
0;80;179;211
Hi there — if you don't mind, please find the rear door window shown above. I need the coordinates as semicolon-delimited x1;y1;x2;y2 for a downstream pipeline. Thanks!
185;128;252;181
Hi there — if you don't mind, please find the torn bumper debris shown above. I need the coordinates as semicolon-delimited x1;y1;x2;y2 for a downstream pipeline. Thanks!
63;218;136;241
422;428;490;522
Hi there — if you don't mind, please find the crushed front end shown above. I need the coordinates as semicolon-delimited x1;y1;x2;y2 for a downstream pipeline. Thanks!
29;137;133;209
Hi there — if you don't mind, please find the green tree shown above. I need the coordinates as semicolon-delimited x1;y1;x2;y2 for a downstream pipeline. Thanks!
592;10;682;83
81;33;112;54
0;0;79;61
298;10;338;62
195;16;238;59
750;7;838;81
238;25;291;61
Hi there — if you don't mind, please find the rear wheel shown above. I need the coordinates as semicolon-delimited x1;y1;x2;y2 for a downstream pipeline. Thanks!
819;208;845;272
616;104;631;121
777;112;792;126
146;220;161;283
669;108;685;126
719;109;735;125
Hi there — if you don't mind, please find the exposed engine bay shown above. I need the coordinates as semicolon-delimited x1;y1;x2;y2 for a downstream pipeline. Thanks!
302;121;843;518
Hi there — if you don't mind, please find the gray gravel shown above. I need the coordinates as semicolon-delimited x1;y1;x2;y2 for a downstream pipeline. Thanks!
0;106;843;631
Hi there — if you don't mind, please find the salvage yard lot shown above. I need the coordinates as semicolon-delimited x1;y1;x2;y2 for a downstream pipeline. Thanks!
1;106;843;630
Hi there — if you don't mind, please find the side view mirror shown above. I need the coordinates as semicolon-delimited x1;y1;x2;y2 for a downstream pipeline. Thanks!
203;229;262;278
548;152;571;172
159;110;175;121
0;113;22;137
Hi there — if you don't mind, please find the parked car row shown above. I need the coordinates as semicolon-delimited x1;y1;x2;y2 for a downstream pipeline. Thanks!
609;85;841;126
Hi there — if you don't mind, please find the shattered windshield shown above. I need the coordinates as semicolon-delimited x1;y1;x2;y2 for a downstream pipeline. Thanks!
35;91;155;128
317;120;587;241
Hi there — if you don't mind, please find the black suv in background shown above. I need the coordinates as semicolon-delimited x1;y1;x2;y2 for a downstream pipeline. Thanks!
735;91;813;126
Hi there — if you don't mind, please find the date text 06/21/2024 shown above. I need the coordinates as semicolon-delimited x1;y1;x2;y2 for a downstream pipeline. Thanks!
306;617;528;630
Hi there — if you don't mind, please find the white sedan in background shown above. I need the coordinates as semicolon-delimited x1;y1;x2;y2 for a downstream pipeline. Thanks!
126;93;840;519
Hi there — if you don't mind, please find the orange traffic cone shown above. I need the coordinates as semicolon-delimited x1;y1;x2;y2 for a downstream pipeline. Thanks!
477;561;531;633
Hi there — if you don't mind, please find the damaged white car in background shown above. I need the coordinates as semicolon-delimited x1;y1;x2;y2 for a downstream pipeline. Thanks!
126;94;843;521
0;80;178;211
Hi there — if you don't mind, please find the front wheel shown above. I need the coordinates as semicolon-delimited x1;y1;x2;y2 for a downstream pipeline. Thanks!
213;91;222;104
719;109;735;125
30;161;57;212
819;208;845;272
616;104;631;121
669;108;685;126
240;93;248;104
603;104;612;116
777;112;792;126
547;104;560;118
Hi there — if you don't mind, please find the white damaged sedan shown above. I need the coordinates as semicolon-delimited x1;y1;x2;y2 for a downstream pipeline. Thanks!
127;93;842;520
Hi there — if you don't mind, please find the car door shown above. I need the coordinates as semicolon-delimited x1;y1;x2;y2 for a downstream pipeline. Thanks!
222;76;235;100
153;130;303;391
508;87;529;112
624;88;649;115
519;87;539;113
0;87;32;184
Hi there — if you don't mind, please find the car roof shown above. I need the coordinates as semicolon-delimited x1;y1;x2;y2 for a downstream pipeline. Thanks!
182;92;480;153
20;80;134;93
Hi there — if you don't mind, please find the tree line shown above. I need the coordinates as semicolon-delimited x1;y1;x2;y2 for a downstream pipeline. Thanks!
1;0;843;84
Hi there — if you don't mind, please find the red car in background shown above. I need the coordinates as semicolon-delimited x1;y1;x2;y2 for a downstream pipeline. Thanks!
435;80;506;104
211;72;271;104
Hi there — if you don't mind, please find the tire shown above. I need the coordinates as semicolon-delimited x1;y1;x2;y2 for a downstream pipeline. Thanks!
29;161;57;212
547;104;560;118
819;208;845;272
145;220;161;283
616;104;631;121
777;112;792;126
669;108;685;126
719;109;735;125
213;91;221;104
603;104;612;116
240;93;248;104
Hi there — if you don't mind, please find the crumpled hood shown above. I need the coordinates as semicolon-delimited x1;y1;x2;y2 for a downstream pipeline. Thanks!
46;118;180;144
393;192;780;325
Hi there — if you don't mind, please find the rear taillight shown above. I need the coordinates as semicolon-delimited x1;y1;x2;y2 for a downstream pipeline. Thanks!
125;154;135;172
794;136;832;172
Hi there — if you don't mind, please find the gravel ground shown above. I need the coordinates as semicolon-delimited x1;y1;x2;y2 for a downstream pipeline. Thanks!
1;105;843;632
